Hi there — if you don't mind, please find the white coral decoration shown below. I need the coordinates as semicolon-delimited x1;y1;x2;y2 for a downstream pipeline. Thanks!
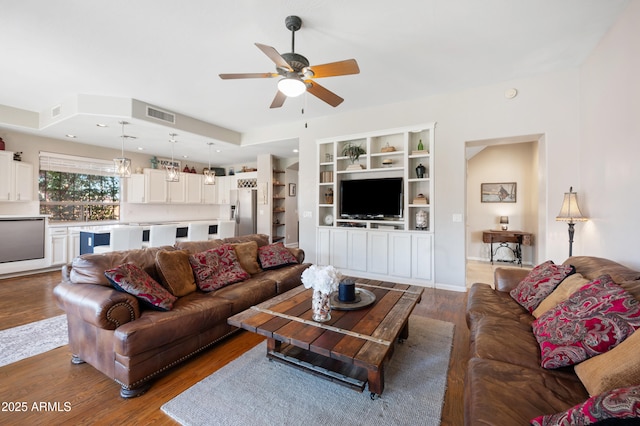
301;265;343;294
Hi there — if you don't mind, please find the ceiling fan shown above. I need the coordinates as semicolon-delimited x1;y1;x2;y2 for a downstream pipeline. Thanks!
219;15;360;108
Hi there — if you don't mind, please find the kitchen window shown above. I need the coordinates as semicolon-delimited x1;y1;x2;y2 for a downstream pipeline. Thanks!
39;152;121;222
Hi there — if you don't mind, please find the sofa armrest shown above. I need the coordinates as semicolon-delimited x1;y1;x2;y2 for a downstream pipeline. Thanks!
53;281;140;330
287;247;305;264
493;267;530;292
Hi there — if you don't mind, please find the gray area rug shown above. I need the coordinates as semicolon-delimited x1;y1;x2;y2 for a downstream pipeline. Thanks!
162;316;454;426
0;315;68;367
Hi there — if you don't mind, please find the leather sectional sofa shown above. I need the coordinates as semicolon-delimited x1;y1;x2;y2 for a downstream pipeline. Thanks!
54;234;309;398
465;256;640;424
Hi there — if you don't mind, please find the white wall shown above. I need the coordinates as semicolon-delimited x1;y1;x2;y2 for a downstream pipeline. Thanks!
578;0;640;268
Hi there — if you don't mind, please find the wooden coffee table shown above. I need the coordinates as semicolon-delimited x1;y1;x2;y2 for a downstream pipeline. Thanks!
228;280;423;398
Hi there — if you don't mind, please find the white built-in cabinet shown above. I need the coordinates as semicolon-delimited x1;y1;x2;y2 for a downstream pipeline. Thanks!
126;168;218;204
316;123;435;286
49;227;68;266
216;176;232;204
0;151;33;202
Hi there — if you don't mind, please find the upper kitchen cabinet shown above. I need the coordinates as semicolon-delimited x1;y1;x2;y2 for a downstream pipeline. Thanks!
0;151;34;202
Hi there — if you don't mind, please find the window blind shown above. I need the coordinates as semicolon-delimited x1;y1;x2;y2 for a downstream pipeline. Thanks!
39;151;116;177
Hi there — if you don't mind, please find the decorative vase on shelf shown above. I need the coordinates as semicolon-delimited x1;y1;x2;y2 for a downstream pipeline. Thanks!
416;163;426;179
325;187;334;204
417;139;424;151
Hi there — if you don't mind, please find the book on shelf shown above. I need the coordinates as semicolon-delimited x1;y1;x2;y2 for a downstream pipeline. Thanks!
411;150;429;156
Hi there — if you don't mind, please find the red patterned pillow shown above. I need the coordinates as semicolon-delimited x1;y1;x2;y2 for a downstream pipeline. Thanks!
105;262;177;311
530;385;640;425
510;260;575;313
258;242;298;270
532;275;640;369
189;244;250;292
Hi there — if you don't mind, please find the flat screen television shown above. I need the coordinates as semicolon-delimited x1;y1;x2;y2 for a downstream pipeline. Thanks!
340;177;403;219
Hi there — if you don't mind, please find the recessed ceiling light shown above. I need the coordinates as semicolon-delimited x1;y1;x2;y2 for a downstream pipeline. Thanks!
293;149;299;153
96;123;108;128
65;134;77;138
216;149;221;153
137;147;144;151
183;155;188;158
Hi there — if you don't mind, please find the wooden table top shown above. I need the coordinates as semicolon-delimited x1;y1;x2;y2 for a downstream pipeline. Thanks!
228;281;424;368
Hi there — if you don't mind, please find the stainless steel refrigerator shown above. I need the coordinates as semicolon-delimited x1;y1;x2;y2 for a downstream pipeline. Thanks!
230;189;257;236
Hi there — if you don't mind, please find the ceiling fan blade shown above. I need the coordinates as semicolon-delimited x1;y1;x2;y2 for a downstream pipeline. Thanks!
219;72;278;79
255;43;292;71
307;59;360;78
305;81;344;107
270;91;287;109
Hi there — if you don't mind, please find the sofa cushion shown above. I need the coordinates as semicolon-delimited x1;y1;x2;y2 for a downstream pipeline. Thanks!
254;263;311;294
466;283;533;327
258;242;299;270
530;385;640;426
510;261;575;313
232;241;262;275
465;358;589;426
532;273;591;318
575;329;640;397
214;277;277;314
189;244;250;292
532;274;640;369
105;262;177;311
155;249;196;297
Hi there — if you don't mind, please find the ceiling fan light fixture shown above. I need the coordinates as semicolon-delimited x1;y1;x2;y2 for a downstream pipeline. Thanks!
277;77;306;97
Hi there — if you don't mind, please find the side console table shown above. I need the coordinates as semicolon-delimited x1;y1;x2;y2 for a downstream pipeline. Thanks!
482;230;533;266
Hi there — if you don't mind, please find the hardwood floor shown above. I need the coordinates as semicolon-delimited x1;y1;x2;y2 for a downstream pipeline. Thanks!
0;269;479;426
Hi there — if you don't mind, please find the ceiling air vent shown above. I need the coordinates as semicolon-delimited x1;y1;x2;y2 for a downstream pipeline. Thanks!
51;105;61;117
146;106;176;124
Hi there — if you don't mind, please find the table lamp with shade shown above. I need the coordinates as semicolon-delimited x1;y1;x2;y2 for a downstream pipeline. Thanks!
499;216;509;231
556;186;588;257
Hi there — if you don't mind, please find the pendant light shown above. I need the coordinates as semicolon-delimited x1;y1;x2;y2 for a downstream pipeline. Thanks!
114;121;132;178
166;133;180;182
204;142;216;185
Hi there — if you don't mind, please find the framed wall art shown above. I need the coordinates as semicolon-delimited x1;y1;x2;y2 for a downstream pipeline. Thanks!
481;182;517;203
289;183;296;197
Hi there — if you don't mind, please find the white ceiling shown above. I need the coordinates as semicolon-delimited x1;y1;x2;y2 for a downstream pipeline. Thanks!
0;0;629;166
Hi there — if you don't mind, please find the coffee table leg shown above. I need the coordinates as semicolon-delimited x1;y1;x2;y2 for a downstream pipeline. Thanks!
368;366;384;400
398;320;409;343
267;338;281;352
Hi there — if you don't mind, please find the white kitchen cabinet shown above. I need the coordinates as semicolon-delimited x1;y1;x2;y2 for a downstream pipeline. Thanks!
0;151;33;202
167;175;186;203
49;228;68;266
146;169;169;203
203;181;217;204
67;229;81;263
185;173;203;204
216;176;232;204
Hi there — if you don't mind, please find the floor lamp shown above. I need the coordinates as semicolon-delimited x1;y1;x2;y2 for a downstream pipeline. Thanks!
555;186;588;257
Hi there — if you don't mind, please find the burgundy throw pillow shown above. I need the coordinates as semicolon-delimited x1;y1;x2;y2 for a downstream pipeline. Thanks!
530;385;640;425
532;275;640;369
105;262;177;311
258;242;298;270
189;244;250;292
510;260;575;313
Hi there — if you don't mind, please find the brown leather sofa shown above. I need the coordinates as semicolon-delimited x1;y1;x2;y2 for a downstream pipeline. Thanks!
465;256;640;425
54;234;309;398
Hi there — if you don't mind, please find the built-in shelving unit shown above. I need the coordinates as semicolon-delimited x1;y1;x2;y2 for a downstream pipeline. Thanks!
272;169;286;243
317;123;434;232
315;123;436;286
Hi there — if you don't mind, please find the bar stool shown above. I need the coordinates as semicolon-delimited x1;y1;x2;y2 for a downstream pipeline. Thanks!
94;226;143;253
176;222;210;242
144;224;178;248
217;220;236;239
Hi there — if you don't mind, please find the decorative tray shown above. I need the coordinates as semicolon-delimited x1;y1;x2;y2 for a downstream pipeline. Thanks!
330;288;376;311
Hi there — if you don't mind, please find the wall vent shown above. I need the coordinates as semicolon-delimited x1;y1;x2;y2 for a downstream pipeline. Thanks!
51;105;61;117
146;106;176;124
